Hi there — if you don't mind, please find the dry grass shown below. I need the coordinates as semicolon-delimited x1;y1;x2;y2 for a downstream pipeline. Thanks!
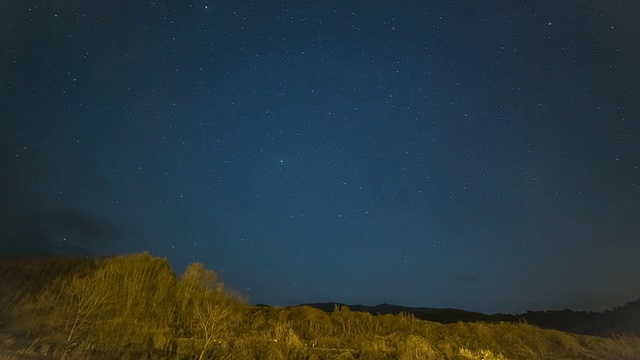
1;253;639;360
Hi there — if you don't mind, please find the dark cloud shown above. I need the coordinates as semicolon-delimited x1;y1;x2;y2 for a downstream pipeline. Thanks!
0;175;121;257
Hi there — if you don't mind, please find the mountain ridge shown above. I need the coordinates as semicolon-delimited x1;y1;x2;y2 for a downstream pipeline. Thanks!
298;298;640;337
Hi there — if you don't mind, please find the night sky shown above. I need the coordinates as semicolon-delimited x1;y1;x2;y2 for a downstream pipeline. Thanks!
1;1;639;314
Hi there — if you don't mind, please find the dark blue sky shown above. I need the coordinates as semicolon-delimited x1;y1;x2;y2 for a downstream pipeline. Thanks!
1;0;639;314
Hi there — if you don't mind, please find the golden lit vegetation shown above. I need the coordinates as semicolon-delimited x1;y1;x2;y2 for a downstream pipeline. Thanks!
0;252;638;359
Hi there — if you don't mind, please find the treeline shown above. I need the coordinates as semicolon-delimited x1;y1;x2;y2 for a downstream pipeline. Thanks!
1;253;639;360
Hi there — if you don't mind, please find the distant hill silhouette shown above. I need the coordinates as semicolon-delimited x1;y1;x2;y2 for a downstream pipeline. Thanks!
303;302;515;323
520;298;640;336
302;298;640;337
